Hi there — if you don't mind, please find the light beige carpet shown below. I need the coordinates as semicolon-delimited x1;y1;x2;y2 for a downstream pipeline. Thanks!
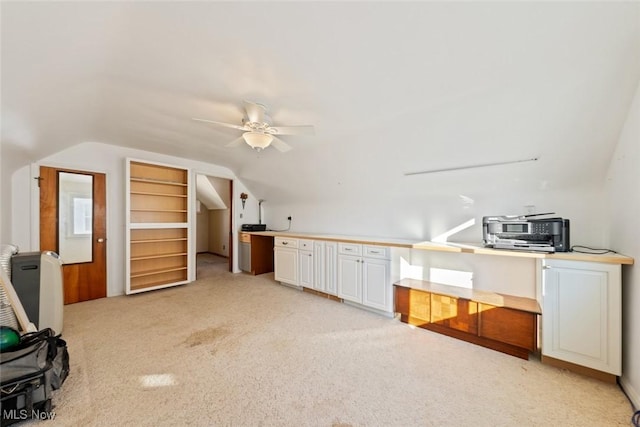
45;261;633;426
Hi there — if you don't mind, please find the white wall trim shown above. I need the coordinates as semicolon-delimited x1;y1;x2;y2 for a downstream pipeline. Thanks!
620;376;640;410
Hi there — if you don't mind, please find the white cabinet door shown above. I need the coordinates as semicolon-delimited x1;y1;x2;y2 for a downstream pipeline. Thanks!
274;247;298;286
324;242;338;296
298;250;314;288
338;254;362;303
541;259;621;375
313;242;325;293
313;241;338;295
362;257;391;312
239;242;251;272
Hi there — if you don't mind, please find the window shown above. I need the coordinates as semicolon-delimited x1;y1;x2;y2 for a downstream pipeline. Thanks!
72;197;92;235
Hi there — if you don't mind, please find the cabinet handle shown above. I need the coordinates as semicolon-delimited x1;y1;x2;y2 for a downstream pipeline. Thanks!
282;242;288;245
345;248;352;251
542;265;551;270
370;251;380;254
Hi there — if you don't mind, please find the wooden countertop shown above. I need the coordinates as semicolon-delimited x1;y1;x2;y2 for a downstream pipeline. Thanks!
395;278;542;314
416;242;635;265
245;231;417;248
246;232;634;265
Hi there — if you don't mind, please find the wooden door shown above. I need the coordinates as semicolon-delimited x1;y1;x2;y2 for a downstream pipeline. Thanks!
40;166;107;304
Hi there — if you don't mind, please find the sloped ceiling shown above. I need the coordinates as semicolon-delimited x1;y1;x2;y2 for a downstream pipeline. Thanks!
196;174;226;210
2;2;639;205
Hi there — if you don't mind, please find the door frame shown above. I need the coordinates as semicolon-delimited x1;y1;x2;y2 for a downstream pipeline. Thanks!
32;162;110;301
191;170;236;275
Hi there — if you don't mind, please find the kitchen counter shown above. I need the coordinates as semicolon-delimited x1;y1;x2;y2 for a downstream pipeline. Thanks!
245;231;417;248
246;232;634;265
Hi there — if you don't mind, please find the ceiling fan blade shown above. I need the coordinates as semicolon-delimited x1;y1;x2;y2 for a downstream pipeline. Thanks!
243;100;266;123
268;125;315;136
225;136;246;148
270;136;292;153
192;117;247;131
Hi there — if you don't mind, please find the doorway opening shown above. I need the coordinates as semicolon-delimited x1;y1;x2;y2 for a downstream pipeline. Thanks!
194;175;233;279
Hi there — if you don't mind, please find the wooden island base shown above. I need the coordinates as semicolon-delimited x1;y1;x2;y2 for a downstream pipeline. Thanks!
394;279;541;360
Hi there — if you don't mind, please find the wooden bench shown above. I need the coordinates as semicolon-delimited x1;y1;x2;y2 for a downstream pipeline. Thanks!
394;279;541;359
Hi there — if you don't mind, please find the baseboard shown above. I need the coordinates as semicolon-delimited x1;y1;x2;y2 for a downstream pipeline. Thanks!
196;251;228;258
619;376;640;410
541;355;617;383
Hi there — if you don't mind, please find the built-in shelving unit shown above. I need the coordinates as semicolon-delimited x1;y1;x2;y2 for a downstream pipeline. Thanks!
126;159;191;294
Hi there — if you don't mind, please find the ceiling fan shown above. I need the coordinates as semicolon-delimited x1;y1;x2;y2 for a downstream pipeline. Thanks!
193;101;314;152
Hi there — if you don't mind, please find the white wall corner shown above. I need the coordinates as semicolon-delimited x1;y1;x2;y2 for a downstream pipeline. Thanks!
604;78;640;410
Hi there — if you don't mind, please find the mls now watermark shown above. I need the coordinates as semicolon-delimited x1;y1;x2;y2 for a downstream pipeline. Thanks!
2;409;56;421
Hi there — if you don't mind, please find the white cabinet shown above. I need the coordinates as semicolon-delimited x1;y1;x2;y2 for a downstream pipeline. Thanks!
313;241;338;295
274;237;298;286
362;257;391;311
239;242;251;273
337;243;391;312
325;242;338;295
338;254;362;303
313;241;325;292
298;239;314;288
540;259;621;375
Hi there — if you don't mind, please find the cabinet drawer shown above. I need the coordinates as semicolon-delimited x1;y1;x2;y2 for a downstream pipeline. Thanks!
298;239;314;250
275;237;298;248
478;304;536;351
239;233;251;243
338;243;362;256
364;245;389;259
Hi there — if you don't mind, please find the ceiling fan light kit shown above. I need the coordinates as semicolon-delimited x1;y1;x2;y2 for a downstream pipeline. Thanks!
193;100;314;153
243;132;273;151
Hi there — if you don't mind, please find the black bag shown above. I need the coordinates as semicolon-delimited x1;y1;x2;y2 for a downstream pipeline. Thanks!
2;328;69;390
0;328;69;426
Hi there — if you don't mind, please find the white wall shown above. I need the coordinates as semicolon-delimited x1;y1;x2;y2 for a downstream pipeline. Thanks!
606;81;640;409
406;250;537;299
195;203;210;253
208;209;230;257
263;187;607;247
10;142;258;297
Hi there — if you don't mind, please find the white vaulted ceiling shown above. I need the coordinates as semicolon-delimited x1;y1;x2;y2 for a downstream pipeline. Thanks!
2;2;639;204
